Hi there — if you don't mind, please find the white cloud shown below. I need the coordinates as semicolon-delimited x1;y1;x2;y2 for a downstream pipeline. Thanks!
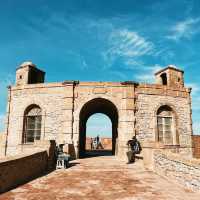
0;73;15;96
191;96;200;111
124;60;145;69
135;74;154;83
109;71;127;80
111;29;154;56
82;60;88;69
103;29;155;65
193;122;200;135
134;64;163;83
150;64;163;73
167;18;200;41
186;83;200;95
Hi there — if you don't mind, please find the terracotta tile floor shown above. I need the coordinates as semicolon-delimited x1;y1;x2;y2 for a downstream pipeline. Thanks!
0;156;200;200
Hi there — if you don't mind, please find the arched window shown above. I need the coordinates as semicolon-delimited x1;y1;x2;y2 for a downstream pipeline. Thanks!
23;105;42;143
157;105;173;144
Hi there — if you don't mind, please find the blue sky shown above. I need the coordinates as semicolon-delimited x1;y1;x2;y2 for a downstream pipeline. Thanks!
0;0;200;134
87;114;112;138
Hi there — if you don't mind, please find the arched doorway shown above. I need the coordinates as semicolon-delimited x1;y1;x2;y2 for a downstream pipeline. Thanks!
79;98;118;158
86;113;112;156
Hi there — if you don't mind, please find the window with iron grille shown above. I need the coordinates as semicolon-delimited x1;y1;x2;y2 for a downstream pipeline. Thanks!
157;106;173;145
24;106;42;143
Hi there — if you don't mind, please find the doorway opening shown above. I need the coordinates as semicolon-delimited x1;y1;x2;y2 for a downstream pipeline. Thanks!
85;113;112;157
79;98;118;158
161;73;167;85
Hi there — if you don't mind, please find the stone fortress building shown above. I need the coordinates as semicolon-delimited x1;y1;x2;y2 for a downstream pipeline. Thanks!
3;61;193;162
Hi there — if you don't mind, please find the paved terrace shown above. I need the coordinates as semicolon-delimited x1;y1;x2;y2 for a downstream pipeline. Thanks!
0;156;199;200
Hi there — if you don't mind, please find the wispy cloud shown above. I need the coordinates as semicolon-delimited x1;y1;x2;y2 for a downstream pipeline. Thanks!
193;121;200;134
192;97;200;111
134;64;163;83
109;71;127;80
103;29;155;66
135;74;154;83
124;60;145;69
186;83;200;95
167;18;200;41
0;74;15;96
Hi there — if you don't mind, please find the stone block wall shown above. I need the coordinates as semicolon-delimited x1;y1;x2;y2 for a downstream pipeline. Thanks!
72;82;137;160
153;150;200;191
4;77;192;161
6;83;74;156
136;84;192;156
0;151;48;193
0;133;5;158
192;135;200;158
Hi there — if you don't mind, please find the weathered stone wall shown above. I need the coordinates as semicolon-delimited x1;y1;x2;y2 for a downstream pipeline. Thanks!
136;84;192;156
0;151;48;193
0;133;5;158
72;82;136;160
153;150;200;191
192;135;200;158
5;79;192;161
6;83;74;156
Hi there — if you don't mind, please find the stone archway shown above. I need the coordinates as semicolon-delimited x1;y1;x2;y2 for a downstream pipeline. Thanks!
79;98;118;158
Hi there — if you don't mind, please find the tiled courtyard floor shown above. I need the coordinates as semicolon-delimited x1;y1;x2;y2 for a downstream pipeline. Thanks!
0;156;200;200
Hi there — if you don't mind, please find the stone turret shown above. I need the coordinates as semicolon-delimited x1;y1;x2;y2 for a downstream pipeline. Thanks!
155;65;184;88
16;61;45;86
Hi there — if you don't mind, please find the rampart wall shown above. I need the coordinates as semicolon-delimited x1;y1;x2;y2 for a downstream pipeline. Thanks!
0;151;48;193
153;150;200;191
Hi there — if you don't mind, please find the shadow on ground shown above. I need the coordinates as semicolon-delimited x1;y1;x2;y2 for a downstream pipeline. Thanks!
82;150;113;158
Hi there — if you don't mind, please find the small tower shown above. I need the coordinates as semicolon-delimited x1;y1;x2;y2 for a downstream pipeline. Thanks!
16;61;45;86
155;65;184;88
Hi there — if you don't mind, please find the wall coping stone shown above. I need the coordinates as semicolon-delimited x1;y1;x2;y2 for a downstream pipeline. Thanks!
0;150;46;164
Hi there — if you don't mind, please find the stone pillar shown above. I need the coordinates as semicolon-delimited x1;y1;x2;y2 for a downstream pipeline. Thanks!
60;82;75;145
118;83;136;161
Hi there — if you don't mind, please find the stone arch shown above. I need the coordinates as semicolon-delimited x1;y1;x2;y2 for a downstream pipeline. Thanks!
23;104;41;115
154;103;179;145
78;98;119;158
21;99;45;117
74;95;120;121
